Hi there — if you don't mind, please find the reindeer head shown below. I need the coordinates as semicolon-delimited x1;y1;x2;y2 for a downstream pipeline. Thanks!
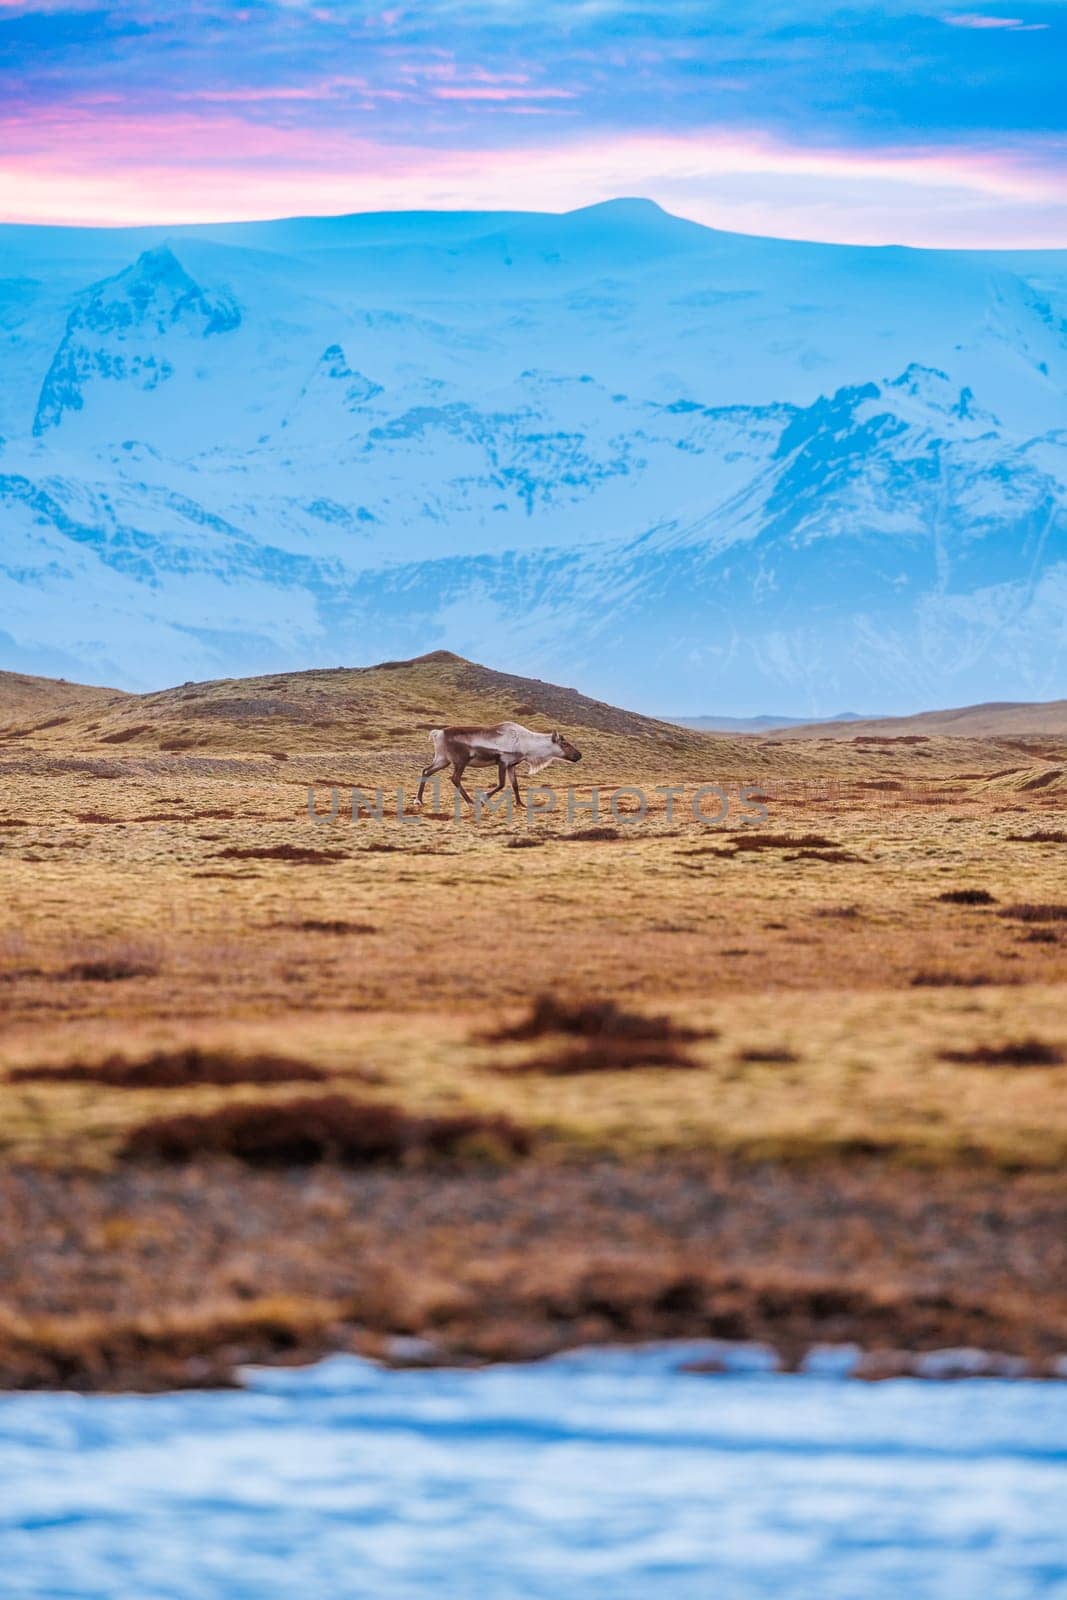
551;730;582;763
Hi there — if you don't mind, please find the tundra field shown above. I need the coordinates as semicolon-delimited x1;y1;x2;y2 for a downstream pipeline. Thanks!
1;651;1066;1389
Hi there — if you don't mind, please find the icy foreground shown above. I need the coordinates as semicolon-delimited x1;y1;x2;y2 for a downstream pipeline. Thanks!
2;1347;1066;1599
0;200;1064;712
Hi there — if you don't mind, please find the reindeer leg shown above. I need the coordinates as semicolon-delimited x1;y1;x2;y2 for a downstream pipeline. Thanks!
510;761;523;804
450;758;474;807
485;758;508;800
416;755;449;806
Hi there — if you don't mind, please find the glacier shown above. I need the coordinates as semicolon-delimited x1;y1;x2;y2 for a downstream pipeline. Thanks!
0;197;1064;714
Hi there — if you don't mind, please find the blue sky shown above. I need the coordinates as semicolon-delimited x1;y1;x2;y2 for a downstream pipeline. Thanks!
1;0;1064;242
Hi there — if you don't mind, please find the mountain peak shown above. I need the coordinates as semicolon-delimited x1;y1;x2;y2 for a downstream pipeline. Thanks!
32;246;242;437
564;197;669;221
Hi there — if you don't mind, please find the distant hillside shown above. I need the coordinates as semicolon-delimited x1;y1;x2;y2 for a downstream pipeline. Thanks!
668;712;865;734
4;658;1065;795
0;651;720;767
0;669;127;729
772;699;1067;740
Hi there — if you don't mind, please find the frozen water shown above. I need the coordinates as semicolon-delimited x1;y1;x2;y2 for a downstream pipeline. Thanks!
1;1344;1065;1599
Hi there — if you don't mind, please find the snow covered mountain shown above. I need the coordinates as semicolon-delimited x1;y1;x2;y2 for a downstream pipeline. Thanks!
0;199;1064;714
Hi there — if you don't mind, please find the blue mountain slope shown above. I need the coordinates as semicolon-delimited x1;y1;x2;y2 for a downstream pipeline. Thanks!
0;200;1064;712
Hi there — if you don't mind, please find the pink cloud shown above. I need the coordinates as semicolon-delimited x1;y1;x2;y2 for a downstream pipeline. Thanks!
0;117;1062;247
430;86;575;101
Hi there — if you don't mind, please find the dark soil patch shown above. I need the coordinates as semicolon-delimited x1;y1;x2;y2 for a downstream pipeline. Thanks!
737;1048;799;1064
507;836;545;849
563;826;622;842
11;1048;327;1089
937;889;998;906
120;1095;531;1168
1005;831;1067;844
98;725;152;745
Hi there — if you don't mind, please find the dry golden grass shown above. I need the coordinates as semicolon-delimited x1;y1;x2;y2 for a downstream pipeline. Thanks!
1;653;1065;1173
0;668;128;731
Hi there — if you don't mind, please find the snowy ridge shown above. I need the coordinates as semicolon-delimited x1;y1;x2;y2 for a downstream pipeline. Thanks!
0;199;1064;712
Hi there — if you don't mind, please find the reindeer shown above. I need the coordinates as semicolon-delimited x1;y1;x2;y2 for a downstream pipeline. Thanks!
415;722;582;807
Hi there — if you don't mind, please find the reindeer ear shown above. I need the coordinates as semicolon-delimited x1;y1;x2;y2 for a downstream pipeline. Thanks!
551;729;561;742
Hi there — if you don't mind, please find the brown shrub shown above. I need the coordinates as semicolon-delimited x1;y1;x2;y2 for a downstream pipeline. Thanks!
910;972;998;988
500;1041;699;1075
1021;929;1058;944
563;826;621;842
120;1095;532;1167
937;889;997;906
939;1039;1064;1068
287;919;376;935
1005;832;1067;844
489;994;708;1044
853;734;929;745
788;849;860;863
61;958;159;983
507;837;545;849
214;845;347;864
730;833;837;851
737;1048;799;1064
11;1048;326;1089
997;903;1067;923
815;905;861;919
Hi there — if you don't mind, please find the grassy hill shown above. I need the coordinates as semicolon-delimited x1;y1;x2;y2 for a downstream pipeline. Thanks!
0;651;715;766
4;655;1064;790
775;699;1067;740
0;669;128;729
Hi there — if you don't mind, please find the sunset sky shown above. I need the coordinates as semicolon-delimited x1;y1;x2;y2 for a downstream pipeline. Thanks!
1;0;1063;245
